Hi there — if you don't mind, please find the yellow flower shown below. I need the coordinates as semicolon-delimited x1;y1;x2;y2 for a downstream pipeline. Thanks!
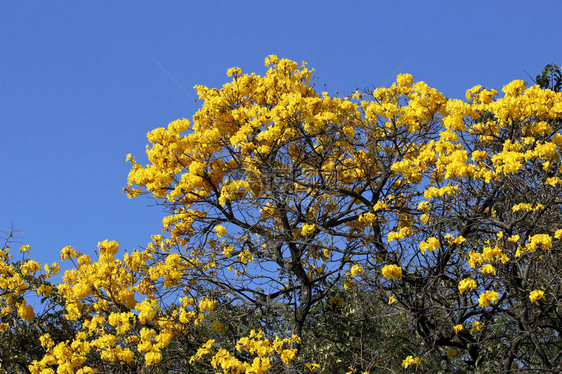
529;290;545;303
145;351;162;366
502;79;526;96
387;227;412;243
301;223;315;236
478;290;499;308
453;324;463;334
73;282;91;299
467;251;484;268
396;73;414;87
137;299;158;324
419;237;440;254
402;355;421;368
222;246;234;258
36;284;52;296
226;67;241;77
214;225;227;237
350;264;364;278
20;260;41;275
373;201;389;211
19;244;31;253
60;245;78;261
471;320;484;333
546;177;561;186
388;296;397;305
480;264;496;276
343;126;355;137
507;234;520;243
17;302;35;322
381;264;403;280
39;333;54;348
98;239;119;255
445;234;466;244
280;349;297;365
199;297;216;313
458;278;477;294
305;363;320;371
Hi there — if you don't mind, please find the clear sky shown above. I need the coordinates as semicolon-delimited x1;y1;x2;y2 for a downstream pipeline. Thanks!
1;1;561;277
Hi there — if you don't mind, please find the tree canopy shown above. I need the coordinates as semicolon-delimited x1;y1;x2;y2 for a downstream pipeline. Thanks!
2;57;561;373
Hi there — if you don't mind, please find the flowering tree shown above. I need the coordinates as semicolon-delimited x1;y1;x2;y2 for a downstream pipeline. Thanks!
2;59;561;373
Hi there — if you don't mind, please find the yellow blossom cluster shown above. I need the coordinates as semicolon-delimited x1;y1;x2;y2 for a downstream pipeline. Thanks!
419;236;440;254
190;329;300;373
1;243;59;326
458;278;477;294
478;290;499;308
402;355;421;368
381;264;403;280
529;290;545;303
471;320;485;333
27;237;235;373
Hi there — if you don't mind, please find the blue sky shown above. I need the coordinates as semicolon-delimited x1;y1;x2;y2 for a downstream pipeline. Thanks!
1;1;560;276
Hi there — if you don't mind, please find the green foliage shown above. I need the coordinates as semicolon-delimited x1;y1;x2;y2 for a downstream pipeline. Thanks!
534;63;562;92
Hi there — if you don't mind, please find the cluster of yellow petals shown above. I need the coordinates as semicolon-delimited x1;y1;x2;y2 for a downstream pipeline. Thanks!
402;355;421;368
458;278;477;294
529;290;546;303
1;244;60;328
26;237;239;373
419;236;440;254
478;290;499;308
190;329;300;373
381;264;403;280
